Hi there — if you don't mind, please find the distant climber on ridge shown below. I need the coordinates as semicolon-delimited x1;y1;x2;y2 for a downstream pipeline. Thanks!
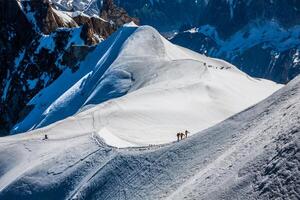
43;134;48;140
185;130;189;138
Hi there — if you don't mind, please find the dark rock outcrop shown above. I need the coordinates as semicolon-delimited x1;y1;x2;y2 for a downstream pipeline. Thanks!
73;14;114;45
100;0;139;28
0;0;36;134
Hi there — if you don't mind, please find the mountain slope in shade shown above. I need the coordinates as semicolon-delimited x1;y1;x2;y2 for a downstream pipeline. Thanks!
171;21;300;84
0;73;298;199
13;25;281;147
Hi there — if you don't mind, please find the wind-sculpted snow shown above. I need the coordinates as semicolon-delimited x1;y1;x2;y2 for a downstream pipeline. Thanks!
12;26;281;147
0;75;298;199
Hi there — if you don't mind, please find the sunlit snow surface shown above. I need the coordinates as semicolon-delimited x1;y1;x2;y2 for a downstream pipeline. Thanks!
12;25;282;147
0;75;298;199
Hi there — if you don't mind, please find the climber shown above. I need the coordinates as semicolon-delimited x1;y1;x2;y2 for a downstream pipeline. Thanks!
177;132;180;142
43;134;48;140
180;132;184;140
185;130;189;138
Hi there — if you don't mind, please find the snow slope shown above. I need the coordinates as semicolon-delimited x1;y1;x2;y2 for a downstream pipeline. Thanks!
0;75;298;199
12;25;281;147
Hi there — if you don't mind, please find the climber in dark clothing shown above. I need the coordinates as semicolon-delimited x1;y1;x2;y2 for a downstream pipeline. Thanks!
185;130;189;138
180;132;184;140
177;132;180;142
43;134;48;140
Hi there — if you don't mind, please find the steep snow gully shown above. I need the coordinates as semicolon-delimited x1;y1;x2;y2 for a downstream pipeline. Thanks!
12;25;281;147
0;77;299;199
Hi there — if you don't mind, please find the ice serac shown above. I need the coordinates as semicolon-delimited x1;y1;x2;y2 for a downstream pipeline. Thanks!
13;25;281;147
0;75;298;199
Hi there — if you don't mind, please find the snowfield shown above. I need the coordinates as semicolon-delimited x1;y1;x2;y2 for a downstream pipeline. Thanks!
13;25;281;147
0;74;298;199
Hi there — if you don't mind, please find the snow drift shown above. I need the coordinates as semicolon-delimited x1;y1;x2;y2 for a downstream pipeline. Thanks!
12;25;281;147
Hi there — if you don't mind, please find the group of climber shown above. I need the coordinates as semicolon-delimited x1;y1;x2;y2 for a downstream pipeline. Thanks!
42;131;191;142
177;130;189;142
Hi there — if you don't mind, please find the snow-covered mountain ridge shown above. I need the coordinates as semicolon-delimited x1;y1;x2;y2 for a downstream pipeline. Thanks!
0;1;297;199
0;71;298;199
12;25;281;147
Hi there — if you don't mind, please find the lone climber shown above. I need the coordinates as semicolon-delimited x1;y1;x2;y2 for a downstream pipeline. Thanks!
177;132;180;142
43;134;48;140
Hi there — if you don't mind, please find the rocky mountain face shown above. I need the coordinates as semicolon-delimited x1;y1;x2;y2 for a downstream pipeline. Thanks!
50;0;101;15
115;0;300;35
197;0;300;38
0;0;137;136
116;0;203;32
51;0;139;29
